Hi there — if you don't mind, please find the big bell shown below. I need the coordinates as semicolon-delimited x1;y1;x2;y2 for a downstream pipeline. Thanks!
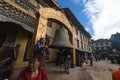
50;27;73;49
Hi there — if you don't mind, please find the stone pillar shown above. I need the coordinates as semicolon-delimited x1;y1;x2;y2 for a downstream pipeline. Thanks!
71;34;76;67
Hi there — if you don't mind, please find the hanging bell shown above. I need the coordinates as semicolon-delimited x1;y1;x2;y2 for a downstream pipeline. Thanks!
50;27;73;49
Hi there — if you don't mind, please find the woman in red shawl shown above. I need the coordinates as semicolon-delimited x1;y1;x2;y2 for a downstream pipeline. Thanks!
17;54;48;80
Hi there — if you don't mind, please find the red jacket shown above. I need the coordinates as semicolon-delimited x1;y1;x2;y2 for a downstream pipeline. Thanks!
17;67;48;80
112;68;120;80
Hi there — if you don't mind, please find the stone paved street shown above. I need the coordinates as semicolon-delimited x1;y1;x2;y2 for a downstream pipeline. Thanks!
10;60;119;80
86;60;119;80
46;64;93;80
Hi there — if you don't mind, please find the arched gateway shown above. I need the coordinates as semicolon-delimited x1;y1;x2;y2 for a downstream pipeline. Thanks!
35;7;76;66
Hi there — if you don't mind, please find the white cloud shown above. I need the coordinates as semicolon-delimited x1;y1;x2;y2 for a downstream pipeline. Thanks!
81;0;87;5
85;27;90;32
81;0;120;40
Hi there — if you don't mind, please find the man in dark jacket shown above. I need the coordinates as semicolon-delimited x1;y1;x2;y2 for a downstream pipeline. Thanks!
63;49;72;74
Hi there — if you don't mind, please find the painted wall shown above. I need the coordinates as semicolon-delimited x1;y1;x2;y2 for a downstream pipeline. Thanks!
46;21;60;62
14;28;29;68
35;7;76;65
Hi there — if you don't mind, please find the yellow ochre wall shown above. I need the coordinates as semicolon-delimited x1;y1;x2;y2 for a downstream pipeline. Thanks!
14;29;29;68
35;7;76;66
46;21;60;62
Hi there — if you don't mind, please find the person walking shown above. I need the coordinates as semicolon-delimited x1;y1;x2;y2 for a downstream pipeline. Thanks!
63;49;72;74
89;53;94;66
79;55;84;67
56;50;61;66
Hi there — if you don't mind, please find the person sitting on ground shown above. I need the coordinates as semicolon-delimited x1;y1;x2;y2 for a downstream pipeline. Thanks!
17;54;48;80
112;67;120;80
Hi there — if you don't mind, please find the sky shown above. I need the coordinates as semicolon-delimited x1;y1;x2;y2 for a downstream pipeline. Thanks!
56;0;120;40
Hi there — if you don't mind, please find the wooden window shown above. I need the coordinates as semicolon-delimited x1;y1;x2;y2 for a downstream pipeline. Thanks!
76;28;78;35
47;20;52;28
23;34;33;61
45;35;50;46
77;39;79;48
